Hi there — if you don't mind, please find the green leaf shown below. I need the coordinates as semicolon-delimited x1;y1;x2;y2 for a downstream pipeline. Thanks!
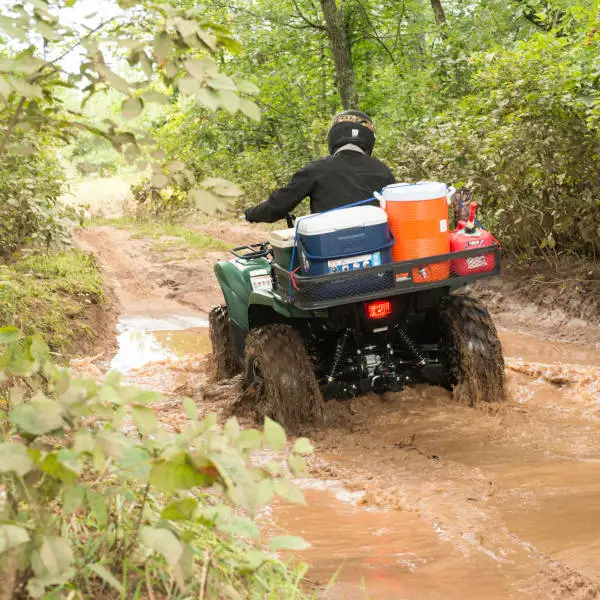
202;177;242;197
150;452;214;492
218;89;240;113
153;31;172;62
0;326;22;344
31;536;74;579
234;78;259;95
88;563;123;593
256;478;275;508
292;438;314;455
275;479;306;505
94;63;131;95
178;76;201;95
236;429;262;451
140;526;183;568
218;516;260;539
209;451;257;513
183;58;206;81
132;405;157;434
29;335;50;363
287;453;306;477
207;73;236;91
10;395;63;435
0;524;30;553
152;173;169;188
63;485;85;515
268;535;310;551
121;97;143;120
161;498;198;521
197;29;217;52
223;417;240;441
182;397;198;421
8;77;42;98
0;443;33;476
239;98;260;121
86;489;108;527
188;188;228;215
264;417;286;452
142;90;170;105
193;87;220;111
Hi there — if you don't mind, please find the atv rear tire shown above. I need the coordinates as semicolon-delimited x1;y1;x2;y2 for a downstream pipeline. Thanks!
242;324;324;432
440;293;505;405
208;305;240;382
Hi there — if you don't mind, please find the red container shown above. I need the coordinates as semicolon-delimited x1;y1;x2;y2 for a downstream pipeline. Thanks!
450;227;496;275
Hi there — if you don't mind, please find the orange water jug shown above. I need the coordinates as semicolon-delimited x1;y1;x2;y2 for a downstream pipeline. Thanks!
379;182;453;283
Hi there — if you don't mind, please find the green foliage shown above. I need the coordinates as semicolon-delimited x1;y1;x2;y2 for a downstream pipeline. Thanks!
395;25;600;257
146;0;600;258
0;250;104;354
0;146;68;255
0;330;314;599
0;0;261;225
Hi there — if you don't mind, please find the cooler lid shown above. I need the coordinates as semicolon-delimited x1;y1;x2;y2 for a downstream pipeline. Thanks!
270;228;296;248
297;205;388;236
381;181;448;202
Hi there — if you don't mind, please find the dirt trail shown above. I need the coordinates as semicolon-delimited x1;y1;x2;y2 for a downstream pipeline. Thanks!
77;224;600;600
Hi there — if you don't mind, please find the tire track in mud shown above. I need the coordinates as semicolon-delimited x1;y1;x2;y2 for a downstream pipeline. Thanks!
77;224;600;599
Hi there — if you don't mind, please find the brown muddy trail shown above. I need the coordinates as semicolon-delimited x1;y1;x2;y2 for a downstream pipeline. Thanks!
76;225;600;600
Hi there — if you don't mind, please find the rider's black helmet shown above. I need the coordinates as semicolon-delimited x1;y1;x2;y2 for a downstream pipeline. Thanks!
327;110;376;156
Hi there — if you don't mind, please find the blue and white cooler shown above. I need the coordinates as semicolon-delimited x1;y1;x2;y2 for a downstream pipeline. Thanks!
295;205;394;301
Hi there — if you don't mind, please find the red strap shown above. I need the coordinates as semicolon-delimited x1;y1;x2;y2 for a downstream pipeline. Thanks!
291;266;301;291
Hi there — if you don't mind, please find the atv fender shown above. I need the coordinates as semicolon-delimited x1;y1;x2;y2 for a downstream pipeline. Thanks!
214;259;318;331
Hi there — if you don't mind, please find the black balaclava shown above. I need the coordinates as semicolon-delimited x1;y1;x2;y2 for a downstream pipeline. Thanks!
327;110;376;156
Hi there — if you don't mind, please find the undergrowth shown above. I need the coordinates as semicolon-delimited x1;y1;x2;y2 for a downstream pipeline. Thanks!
0;251;104;355
0;329;316;599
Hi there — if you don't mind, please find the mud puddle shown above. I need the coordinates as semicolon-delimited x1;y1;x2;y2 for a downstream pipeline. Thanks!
265;484;526;600
111;314;209;373
499;329;600;367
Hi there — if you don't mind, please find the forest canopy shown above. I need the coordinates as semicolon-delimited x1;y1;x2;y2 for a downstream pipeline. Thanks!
1;0;599;257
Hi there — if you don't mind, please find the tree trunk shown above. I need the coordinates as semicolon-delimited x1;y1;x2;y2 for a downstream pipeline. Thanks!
319;0;359;110
430;0;447;26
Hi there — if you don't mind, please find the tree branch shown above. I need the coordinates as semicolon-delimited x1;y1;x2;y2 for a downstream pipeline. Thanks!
354;0;396;64
0;97;26;155
291;0;327;31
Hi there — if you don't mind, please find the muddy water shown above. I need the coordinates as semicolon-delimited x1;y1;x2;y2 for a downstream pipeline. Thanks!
111;318;600;599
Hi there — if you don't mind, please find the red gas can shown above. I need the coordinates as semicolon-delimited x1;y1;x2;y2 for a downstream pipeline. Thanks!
449;203;496;276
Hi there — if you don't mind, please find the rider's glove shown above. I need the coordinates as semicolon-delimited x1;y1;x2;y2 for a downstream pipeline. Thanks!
244;207;258;223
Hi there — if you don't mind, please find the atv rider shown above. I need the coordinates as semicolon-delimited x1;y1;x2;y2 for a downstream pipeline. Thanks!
244;110;395;223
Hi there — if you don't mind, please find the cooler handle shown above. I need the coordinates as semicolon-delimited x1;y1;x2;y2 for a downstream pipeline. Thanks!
446;186;456;206
374;190;385;210
300;234;395;261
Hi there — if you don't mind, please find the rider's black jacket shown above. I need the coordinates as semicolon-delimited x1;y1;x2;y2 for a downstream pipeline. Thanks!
244;150;395;223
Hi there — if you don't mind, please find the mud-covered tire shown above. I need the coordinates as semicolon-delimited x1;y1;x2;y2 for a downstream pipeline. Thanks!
242;324;324;432
208;305;240;382
440;293;505;405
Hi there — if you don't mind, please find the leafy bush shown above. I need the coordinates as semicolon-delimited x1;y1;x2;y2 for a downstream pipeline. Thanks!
0;329;313;599
0;149;69;256
393;30;600;258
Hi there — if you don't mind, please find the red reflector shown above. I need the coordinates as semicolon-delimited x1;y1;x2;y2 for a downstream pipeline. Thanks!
366;299;392;320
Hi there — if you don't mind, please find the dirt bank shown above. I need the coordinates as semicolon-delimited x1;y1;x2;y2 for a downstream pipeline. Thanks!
78;222;600;600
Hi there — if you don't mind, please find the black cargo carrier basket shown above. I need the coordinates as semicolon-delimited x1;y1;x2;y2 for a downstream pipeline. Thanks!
273;245;501;310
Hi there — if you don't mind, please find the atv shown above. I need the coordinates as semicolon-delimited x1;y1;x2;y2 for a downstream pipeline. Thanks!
209;213;505;430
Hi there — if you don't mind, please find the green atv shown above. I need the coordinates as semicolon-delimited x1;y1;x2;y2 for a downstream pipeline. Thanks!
209;215;505;430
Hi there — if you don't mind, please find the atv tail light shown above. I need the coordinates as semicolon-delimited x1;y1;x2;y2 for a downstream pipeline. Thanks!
365;299;392;320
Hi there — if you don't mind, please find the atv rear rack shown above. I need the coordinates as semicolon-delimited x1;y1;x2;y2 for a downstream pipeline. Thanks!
272;245;501;310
